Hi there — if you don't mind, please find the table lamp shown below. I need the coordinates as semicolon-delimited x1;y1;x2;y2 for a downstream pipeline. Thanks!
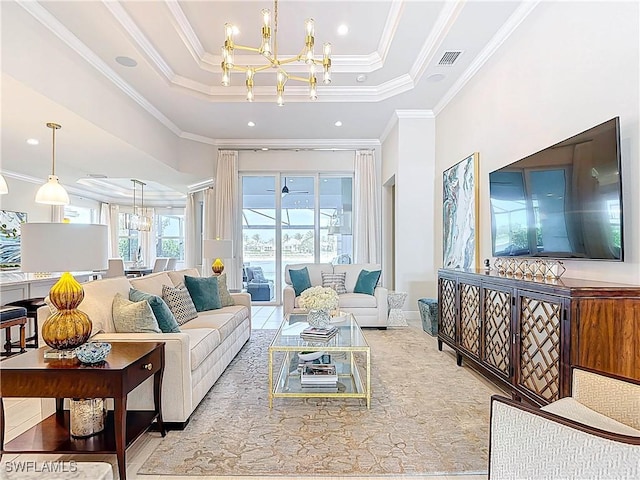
20;223;108;357
203;239;232;275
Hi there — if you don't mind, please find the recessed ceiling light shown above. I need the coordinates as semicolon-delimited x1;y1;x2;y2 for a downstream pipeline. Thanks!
334;121;343;127
248;121;255;127
427;73;446;82
356;74;367;83
26;138;39;145
261;147;269;151
115;56;137;67
337;24;349;35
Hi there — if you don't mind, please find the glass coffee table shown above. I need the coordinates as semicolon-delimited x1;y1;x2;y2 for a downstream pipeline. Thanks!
268;311;371;408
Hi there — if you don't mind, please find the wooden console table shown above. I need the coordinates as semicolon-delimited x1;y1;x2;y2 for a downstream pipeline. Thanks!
0;342;166;480
438;268;640;406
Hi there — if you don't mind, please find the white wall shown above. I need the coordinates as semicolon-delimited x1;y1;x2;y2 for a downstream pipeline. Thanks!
381;115;436;315
435;1;640;284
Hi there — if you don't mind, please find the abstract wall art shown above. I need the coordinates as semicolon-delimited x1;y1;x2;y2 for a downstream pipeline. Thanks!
443;153;479;270
0;210;27;268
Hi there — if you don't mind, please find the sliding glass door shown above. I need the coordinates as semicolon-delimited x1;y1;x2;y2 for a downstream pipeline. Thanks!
241;173;352;304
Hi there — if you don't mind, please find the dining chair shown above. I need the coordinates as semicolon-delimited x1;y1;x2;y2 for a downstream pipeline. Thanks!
104;258;125;278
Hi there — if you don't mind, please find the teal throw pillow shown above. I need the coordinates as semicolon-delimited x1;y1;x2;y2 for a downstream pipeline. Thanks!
184;275;222;312
289;267;312;297
129;287;180;333
353;269;382;296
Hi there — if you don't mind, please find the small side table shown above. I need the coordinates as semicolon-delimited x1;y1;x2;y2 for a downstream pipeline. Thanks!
387;291;408;326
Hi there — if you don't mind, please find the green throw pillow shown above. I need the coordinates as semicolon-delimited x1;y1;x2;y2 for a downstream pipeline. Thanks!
289;267;312;297
129;287;180;333
353;269;381;296
112;293;161;333
216;273;235;307
184;275;222;312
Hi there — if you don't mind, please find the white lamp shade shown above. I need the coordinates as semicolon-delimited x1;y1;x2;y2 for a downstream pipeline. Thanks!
203;239;233;259
20;223;108;272
35;175;70;205
0;174;8;194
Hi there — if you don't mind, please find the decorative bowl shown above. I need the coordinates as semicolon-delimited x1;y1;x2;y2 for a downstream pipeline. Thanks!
75;342;112;364
298;351;325;362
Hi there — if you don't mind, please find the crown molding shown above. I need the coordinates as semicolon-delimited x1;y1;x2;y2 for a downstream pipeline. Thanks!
18;0;182;136
377;0;405;66
379;109;435;143
433;0;540;115
164;0;205;64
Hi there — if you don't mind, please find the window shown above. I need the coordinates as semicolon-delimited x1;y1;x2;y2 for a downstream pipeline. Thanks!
118;213;139;261
155;213;185;260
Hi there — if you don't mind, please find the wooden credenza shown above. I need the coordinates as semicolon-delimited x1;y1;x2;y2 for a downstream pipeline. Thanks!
437;268;640;406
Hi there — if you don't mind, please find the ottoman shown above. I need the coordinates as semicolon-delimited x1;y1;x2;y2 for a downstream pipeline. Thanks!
418;298;438;336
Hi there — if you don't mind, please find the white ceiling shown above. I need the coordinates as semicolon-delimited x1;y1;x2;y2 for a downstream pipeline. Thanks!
0;0;535;204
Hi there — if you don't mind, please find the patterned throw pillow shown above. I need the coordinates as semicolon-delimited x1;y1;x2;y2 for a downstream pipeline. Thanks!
162;283;198;325
129;288;180;333
216;273;235;307
321;272;347;294
112;293;161;333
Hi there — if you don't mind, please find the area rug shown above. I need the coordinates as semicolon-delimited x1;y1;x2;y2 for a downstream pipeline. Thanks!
139;327;502;476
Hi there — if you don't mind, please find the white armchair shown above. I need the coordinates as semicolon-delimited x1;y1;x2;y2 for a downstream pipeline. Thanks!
489;367;640;479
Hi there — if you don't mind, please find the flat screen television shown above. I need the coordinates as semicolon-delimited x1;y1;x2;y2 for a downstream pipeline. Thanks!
489;117;623;260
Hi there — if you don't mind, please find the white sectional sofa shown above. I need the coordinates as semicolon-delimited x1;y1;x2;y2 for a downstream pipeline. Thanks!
37;268;251;428
283;263;388;327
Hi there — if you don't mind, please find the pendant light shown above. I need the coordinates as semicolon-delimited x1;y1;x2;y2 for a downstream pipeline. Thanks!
35;122;70;205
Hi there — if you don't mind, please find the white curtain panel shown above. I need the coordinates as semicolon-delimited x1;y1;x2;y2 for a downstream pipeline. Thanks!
215;150;239;288
184;192;198;268
99;202;112;256
51;205;64;223
354;150;379;264
109;204;120;257
202;187;215;275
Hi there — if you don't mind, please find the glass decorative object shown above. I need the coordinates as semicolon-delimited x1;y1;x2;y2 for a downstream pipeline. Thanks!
308;309;331;328
70;398;106;438
41;272;92;354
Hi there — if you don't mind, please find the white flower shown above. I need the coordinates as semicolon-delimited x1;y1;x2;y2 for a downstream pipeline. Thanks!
298;286;339;311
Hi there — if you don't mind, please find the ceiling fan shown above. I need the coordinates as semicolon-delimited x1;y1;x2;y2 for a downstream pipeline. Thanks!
268;177;309;196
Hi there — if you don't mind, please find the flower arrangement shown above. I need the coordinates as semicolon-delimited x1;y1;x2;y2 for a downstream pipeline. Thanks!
298;286;339;312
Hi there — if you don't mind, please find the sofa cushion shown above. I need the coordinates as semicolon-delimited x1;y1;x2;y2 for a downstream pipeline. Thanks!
130;272;173;297
162;284;198;325
542;398;640;437
289;267;312;296
334;263;381;293
78;276;131;334
354;269;382;295
285;263;333;287
338;292;378;308
181;306;247;344
112;293;161;333
181;328;221;371
321;272;347;294
184;275;222;312
216;273;235;307
129;287;180;333
167;268;201;287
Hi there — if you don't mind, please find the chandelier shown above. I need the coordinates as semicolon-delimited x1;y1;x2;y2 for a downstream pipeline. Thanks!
220;0;332;105
124;179;152;232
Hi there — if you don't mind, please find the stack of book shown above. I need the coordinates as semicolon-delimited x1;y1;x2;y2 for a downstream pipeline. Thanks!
300;325;338;342
300;363;338;392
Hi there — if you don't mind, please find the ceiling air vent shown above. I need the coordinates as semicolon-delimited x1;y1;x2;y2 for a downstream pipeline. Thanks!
438;50;462;66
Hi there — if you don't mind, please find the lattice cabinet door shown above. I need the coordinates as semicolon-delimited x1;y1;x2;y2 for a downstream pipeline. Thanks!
482;284;512;381
516;292;564;404
438;276;457;346
459;281;481;358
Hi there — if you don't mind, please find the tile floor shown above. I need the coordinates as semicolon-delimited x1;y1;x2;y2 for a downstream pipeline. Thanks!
1;306;487;480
